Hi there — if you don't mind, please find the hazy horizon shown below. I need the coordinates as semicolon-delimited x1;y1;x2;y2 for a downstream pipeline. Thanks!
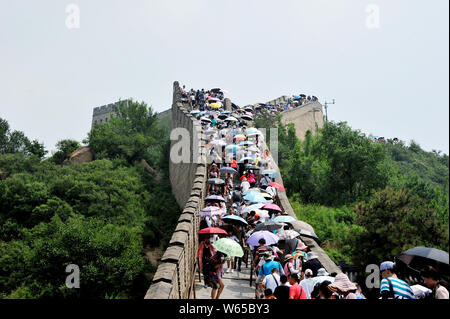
1;0;448;154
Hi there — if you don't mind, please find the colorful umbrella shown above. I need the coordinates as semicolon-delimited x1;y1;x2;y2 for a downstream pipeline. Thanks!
261;169;281;178
268;182;286;192
212;238;244;257
247;230;279;246
198;227;228;235
222;215;248;225
273;215;296;224
210;103;222;109
263;203;282;212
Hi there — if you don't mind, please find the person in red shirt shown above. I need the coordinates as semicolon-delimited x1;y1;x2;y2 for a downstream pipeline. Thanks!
288;273;308;299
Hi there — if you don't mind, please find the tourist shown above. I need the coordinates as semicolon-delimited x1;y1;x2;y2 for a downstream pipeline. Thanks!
328;273;358;299
421;265;449;299
274;274;291;300
379;261;415;299
260;268;282;298
288;273;308;299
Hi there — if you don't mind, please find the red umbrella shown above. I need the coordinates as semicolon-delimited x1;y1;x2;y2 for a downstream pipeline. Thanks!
262;203;282;212
198;227;228;235
268;182;286;192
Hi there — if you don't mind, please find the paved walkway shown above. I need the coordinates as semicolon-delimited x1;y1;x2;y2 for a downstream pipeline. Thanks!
194;263;256;299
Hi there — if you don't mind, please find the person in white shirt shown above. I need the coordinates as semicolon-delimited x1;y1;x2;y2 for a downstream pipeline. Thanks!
241;177;250;193
299;269;314;299
261;268;282;297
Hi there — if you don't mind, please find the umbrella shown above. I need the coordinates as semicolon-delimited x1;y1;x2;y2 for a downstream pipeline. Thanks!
213;238;244;257
221;110;231;114
293;96;301;100
268;182;286;192
244;107;254;112
218;114;228;120
238;157;254;163
294;228;319;241
207;178;225;185
200;117;212;123
222;215;248;225
243;192;268;203
254;221;284;232
234;135;247;141
263;203;282;212
273;215;296;224
260;192;273;199
241;115;253;121
198;227;228;235
190;110;200;115
247;231;279;246
199;206;223;217
246;128;259;134
277;229;300;240
210;139;226;146
286;220;315;233
210;103;222;109
205;195;225;202
244;164;260;170
262;169;281;178
219;167;238;174
225;117;238;122
242;203;266;213
397;247;449;266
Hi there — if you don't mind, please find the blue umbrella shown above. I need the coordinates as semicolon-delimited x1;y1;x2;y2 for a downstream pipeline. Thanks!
221;110;231;114
262;169;281;178
190;110;200;115
239;141;254;146
293;96;301;100
244;192;269;204
273;215;296;224
222;215;248;225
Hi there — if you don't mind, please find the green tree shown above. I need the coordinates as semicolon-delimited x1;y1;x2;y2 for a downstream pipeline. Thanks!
51;139;81;164
351;187;449;266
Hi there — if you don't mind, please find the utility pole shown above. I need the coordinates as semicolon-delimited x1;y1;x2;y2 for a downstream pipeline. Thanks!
323;99;335;122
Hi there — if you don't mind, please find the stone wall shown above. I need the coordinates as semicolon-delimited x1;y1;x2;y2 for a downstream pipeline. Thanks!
145;82;207;299
280;101;324;140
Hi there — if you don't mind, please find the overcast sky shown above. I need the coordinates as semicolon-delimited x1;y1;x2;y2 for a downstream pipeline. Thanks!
1;0;448;154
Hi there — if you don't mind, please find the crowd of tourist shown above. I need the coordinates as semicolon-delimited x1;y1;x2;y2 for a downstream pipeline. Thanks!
183;85;449;300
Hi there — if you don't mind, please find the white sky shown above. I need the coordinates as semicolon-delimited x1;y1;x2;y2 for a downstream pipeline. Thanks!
0;0;448;154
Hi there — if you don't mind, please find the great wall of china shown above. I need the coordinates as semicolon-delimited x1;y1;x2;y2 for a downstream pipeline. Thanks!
144;82;341;299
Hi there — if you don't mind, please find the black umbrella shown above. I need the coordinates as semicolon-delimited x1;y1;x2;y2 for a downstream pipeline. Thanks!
245;164;260;170
241;115;253;121
207;178;225;185
397;247;449;265
294;228;319;241
254;221;284;232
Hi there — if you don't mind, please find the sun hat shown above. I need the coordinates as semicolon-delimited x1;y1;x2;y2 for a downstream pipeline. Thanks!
329;273;357;292
304;269;313;277
380;261;395;272
296;240;307;251
264;251;274;261
284;254;293;262
317;268;329;277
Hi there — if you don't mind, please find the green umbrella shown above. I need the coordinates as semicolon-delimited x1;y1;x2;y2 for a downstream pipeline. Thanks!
212;238;244;257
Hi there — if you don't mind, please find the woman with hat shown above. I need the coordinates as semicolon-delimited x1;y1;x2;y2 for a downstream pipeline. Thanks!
283;254;301;277
328;273;358;299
